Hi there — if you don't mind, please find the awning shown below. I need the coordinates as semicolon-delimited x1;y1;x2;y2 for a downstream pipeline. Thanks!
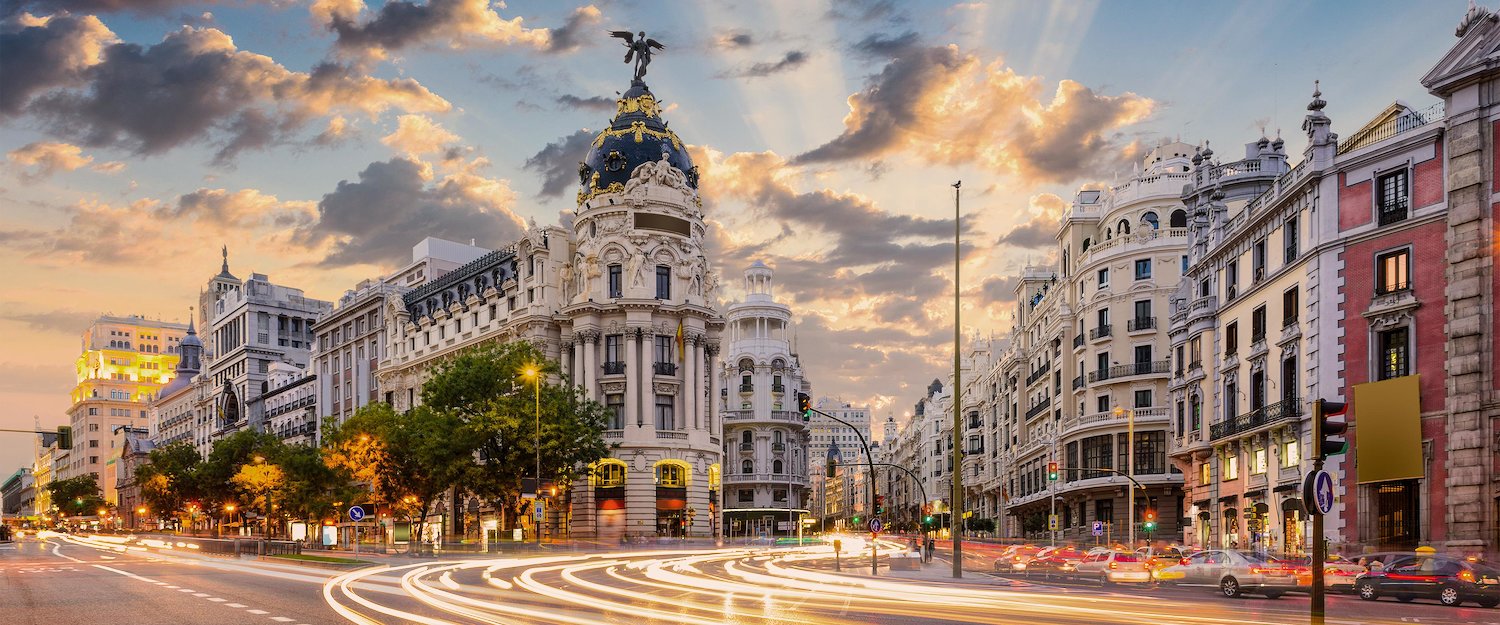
1193;499;1212;508
1218;494;1239;503
1272;482;1300;493
1244;488;1266;499
1281;498;1306;513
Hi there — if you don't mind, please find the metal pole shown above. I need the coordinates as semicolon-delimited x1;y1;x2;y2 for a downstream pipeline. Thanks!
809;407;876;575
1310;400;1326;625
1128;408;1135;549
1049;440;1056;548
535;377;542;546
951;179;963;579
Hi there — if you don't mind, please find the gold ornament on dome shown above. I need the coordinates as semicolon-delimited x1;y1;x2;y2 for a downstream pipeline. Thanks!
616;94;661;118
591;120;684;151
576;173;626;205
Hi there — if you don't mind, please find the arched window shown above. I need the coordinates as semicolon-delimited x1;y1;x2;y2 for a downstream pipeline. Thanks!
773;430;783;444
1118;219;1131;235
1081;238;1091;251
741;430;752;444
1142;211;1159;230
773;459;784;474
656;461;687;487
708;464;721;489
741;459;753;474
1170;209;1188;228
1105;228;1113;240
595;460;627;488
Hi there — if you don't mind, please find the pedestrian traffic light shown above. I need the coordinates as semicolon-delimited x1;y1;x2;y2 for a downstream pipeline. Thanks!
875;495;885;515
1312;399;1349;459
1143;509;1157;532
1047;461;1058;481
56;425;72;449
797;393;812;421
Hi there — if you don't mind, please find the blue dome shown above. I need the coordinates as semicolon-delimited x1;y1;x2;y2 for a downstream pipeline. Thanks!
577;80;697;205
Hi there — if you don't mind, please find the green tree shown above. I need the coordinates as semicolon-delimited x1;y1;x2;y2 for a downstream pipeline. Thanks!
135;441;204;519
200;430;283;532
48;474;108;518
231;461;286;535
275;442;354;526
421;341;614;530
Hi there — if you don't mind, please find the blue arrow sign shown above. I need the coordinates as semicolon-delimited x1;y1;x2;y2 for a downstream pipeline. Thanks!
347;505;366;522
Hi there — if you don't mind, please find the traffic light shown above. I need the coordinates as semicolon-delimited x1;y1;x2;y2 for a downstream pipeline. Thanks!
1312;399;1349;460
1047;461;1058;481
924;515;934;527
875;495;885;515
797;393;812;421
1143;509;1157;532
56;425;72;449
852;515;860;524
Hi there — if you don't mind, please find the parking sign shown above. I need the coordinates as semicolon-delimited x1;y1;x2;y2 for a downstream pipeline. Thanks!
1092;521;1104;536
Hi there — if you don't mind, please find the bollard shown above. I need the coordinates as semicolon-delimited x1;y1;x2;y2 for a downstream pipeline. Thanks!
833;539;842;572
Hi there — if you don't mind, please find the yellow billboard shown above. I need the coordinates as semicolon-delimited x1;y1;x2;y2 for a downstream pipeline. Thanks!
1352;375;1423;484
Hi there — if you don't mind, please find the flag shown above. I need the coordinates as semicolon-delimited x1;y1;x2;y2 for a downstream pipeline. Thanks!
675;319;685;362
1000;487;1010;503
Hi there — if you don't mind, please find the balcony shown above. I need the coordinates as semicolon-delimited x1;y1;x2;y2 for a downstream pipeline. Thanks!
772;442;786;453
1378;203;1409;226
1088;359;1169;383
1025;362;1051;386
1090;325;1113;340
1127;317;1156;332
739;443;753;452
771;384;785;393
1209;396;1302;441
1024;398;1052;420
739;383;754;393
1073;334;1085;349
724;473;809;486
1189;296;1218;320
602;361;626;375
654;362;678;375
1072;375;1083;390
656;431;687;440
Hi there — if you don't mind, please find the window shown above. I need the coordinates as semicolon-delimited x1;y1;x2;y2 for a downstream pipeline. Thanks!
1376;249;1411;295
773;489;787;502
1097;307;1109;330
1252;447;1267;474
1094;498;1114;525
1377;327;1410;380
605;334;622;367
608;264;623;298
1282;439;1300;467
598;462;625;488
1224;321;1238;356
1284;216;1299;261
1251;305;1267;342
1134;259;1152;280
656;462;685;487
654;394;675;429
738;489;753;503
773;459;784;474
605;394;624;429
1097;268;1109;288
1253;239;1267;281
1134;431;1166;474
1134;390;1152;408
1182;255;1189;273
1134;344;1152;365
1283;287;1299;326
1222;452;1238;481
1201;462;1212;486
654;335;673;367
1142;211;1159;230
1377;169;1409;225
1081;435;1113;478
1225;261;1238;300
655;265;671;299
1134;299;1151;325
1198;279;1210;298
1189;335;1202;367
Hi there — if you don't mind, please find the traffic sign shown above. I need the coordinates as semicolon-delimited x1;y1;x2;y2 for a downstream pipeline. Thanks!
1048;514;1059;531
347;505;367;522
1092;520;1104;536
868;518;883;534
1303;469;1335;515
534;499;545;521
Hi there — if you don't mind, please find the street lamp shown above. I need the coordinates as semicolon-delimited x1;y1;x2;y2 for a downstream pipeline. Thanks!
225;504;237;535
1112;405;1136;548
521;364;542;546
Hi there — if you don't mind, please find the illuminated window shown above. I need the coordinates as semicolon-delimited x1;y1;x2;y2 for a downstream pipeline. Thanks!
1200;462;1211;485
1282;439;1300;467
656;463;686;488
1222;453;1238;481
596;461;626;488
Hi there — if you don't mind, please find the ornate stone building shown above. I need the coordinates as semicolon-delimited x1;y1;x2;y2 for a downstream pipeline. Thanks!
718;261;810;537
377;76;725;540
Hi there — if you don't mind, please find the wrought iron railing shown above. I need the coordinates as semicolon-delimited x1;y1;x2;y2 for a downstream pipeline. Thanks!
1090;325;1112;340
1088;360;1170;383
654;362;677;375
1128;317;1156;331
602;361;626;375
1209;396;1302;440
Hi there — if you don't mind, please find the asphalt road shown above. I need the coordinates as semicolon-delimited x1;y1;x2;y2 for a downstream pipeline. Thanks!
3;535;1496;625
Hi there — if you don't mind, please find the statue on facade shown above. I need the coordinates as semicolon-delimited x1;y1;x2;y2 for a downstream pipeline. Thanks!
583;254;601;295
610;30;665;82
559;262;575;297
627;250;646;289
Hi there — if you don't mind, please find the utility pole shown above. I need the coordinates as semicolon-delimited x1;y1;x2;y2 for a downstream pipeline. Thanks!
950;180;964;579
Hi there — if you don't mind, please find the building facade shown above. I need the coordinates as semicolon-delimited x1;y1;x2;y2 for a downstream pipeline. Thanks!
378;75;725;540
62;315;188;504
808;396;872;528
719;261;811;537
249;362;317;447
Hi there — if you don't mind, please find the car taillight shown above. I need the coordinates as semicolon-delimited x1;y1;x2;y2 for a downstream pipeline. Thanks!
1109;561;1118;569
1459;570;1476;583
1180;557;1190;566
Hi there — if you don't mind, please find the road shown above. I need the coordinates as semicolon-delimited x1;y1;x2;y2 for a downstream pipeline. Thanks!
1;534;1495;625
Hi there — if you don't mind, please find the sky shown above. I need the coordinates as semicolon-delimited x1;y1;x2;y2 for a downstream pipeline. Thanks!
0;0;1463;475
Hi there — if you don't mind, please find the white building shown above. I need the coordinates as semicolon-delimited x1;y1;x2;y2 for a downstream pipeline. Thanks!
718;261;811;537
809;396;871;527
248;362;317;447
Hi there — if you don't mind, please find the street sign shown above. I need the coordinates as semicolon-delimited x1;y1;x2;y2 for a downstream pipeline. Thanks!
347;505;367;522
1048;514;1059;531
1092;521;1104;536
868;518;883;534
533;499;545;521
1303;469;1335;515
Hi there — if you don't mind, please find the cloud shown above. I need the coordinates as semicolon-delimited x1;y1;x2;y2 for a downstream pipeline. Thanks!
326;0;598;59
3;0;245;14
380;113;459;156
996;193;1066;249
0;362;74;394
314;115;354;146
0;305;101;334
716;50;808;79
167;187;317;230
523;129;593;199
828;0;903;23
6;141;93;179
0;13;117;117
91;160;125;173
555;94;614;111
849;31;918;58
13;23;450;162
716;29;754;49
298;156;525;267
792;44;1153;184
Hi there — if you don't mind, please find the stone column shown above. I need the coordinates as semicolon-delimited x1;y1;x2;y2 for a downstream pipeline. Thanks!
580;330;598;399
705;341;719;435
640;330;653;428
685;334;698;430
625;328;640;428
560;340;573;385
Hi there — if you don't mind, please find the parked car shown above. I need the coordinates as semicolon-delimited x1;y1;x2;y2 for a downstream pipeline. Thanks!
1354;555;1500;608
1156;550;1305;598
1075;550;1152;584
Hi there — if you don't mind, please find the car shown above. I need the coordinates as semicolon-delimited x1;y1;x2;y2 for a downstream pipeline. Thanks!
1354;555;1500;608
1276;554;1365;592
1020;546;1088;577
1156;550;1305;598
993;544;1044;573
1075;550;1152;584
1137;546;1186;572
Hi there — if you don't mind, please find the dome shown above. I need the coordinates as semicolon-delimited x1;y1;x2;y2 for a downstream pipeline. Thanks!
577;80;697;204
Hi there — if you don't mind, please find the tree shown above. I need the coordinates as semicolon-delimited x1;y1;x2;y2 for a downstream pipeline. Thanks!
135;442;204;520
275;442;354;526
199;430;282;533
48;474;108;518
231;461;286;536
420;341;614;531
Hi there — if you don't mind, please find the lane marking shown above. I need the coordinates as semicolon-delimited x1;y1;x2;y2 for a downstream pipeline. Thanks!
207;598;226;602
270;618;295;623
48;542;84;563
177;588;196;593
226;603;247;608
246;609;268;614
193;593;209;597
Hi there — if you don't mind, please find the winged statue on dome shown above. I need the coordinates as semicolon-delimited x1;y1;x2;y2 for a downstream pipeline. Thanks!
610;30;665;81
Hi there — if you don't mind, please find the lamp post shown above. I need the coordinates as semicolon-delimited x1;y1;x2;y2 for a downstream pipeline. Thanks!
1112;406;1136;548
225;504;237;536
950;179;964;579
522;365;542;546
